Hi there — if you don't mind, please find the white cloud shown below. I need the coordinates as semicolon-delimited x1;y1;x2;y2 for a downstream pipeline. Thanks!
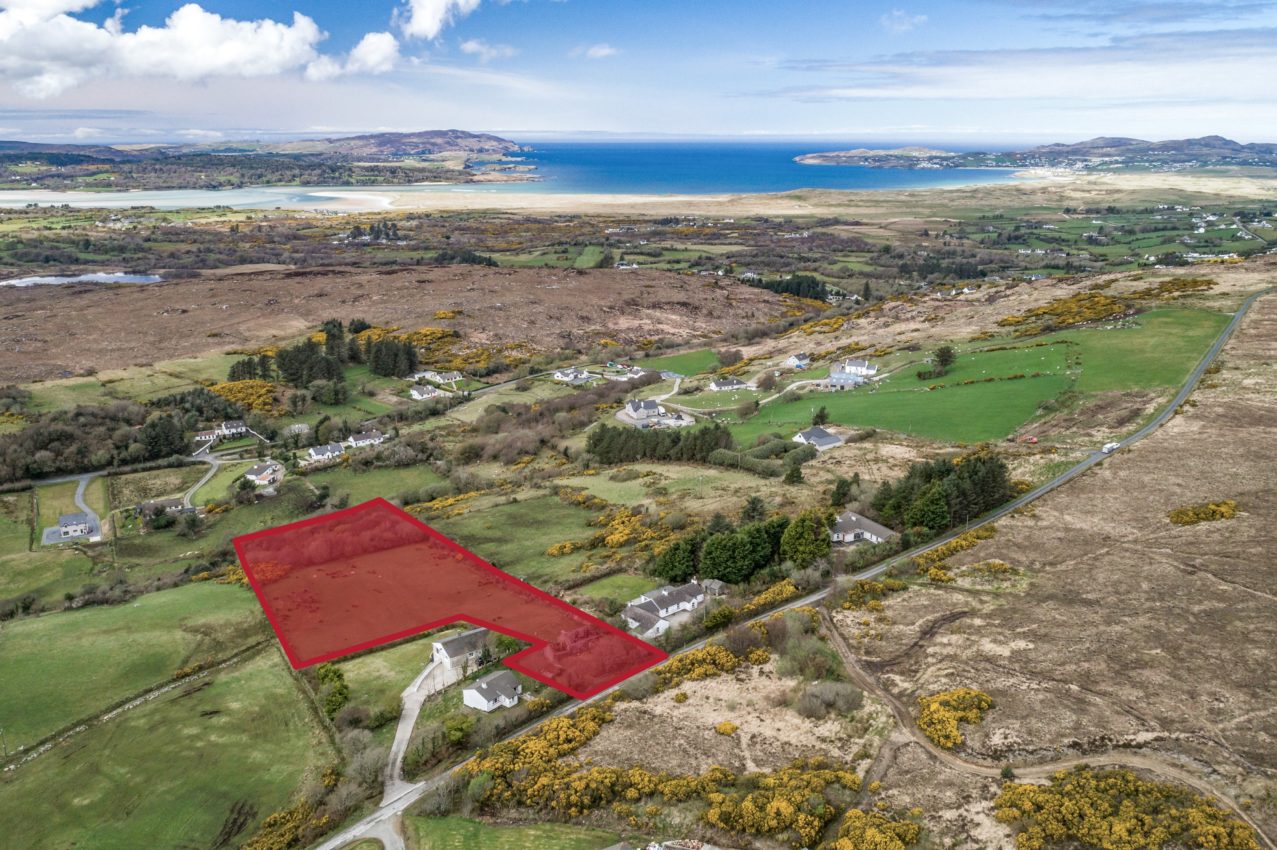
0;1;404;97
398;0;481;40
572;42;619;59
70;124;98;137
880;9;928;33
176;128;224;140
459;37;516;62
775;29;1277;105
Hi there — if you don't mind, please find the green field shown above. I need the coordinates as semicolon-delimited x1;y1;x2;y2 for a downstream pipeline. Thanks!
0;492;31;557
307;465;446;505
1061;308;1230;393
23;378;115;412
430;496;601;584
0;548;97;608
190;461;254;506
0;651;331;850
0;581;267;750
34;480;84;534
635;348;721;375
731;375;1072;445
404;816;622;850
446;380;574;424
576;573;660;604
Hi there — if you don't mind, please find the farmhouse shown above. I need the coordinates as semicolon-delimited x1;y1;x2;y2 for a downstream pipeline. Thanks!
622;581;706;638
193;430;219;444
137;498;188;517
625;399;666;421
708;377;747;392
410;384;452;401
306;443;345;464
244;461;283;488
553;367;595;385
58;512;92;539
828;358;878;389
462;670;522;713
831;511;898;545
281;422;311;438
346;430;386;449
793;426;844;451
432;627;489;673
411;369;462;385
217;420;248;438
786;353;812;370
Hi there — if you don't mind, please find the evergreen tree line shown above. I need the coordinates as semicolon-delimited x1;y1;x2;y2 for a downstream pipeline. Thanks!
434;248;498;267
872;454;1012;534
367;338;419;378
744;273;828;301
147;388;243;425
229;318;423;385
653;515;791;584
349;221;400;241
586;422;735;465
0;403;187;484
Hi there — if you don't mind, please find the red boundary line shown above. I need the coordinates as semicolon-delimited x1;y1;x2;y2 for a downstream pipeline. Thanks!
232;497;667;700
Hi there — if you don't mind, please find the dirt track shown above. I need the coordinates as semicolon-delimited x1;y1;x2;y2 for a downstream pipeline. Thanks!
0;266;786;382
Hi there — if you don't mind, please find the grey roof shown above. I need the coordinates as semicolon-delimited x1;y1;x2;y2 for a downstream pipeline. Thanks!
436;626;488;660
312;442;344;455
140;498;184;511
59;512;90;526
245;462;280;477
222;420;247;428
646;582;703;609
623;605;664;633
466;669;520;703
797;426;842;448
702;578;726;593
833;511;898;541
710;377;746;388
350;430;383;442
627;399;660;412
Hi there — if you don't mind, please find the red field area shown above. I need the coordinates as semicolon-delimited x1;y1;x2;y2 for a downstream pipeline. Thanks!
232;499;666;699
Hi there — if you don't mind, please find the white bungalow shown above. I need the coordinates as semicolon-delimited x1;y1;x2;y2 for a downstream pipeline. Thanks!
786;353;812;370
462;670;522;712
432;627;489;673
306;443;345;464
830;512;898;545
346;430;386;449
793;426;844;452
244;461;284;487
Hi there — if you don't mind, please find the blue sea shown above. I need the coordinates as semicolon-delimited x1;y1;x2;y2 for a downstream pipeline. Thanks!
0;141;1019;210
509;141;1016;194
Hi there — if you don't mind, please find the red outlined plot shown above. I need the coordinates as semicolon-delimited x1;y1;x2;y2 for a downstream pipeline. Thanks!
232;498;666;699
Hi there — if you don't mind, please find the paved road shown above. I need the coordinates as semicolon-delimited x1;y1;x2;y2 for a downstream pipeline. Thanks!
310;289;1273;850
184;456;221;508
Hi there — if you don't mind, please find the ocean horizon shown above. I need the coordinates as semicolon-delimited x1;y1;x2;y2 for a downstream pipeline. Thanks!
0;140;1021;210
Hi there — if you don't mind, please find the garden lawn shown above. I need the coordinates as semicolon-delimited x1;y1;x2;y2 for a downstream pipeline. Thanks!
0;651;331;850
190;461;255;506
0;581;267;750
34;480;82;533
576;573;660;604
404;816;622;850
732;375;1072;445
1060;308;1230;393
429;496;601;585
635;348;721;375
307;464;445;506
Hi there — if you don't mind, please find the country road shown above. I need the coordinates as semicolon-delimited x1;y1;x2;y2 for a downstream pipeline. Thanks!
312;290;1274;850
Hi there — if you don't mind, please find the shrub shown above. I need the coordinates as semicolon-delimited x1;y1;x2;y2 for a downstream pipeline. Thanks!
794;681;863;719
916;688;994;749
1167;499;1239;525
715;721;739;736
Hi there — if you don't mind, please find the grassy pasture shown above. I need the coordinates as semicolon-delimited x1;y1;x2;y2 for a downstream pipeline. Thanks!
1060;308;1230;393
404;816;622;850
0;492;31;556
0;581;266;750
428;496;600;585
107;465;206;509
635;348;720;375
34;481;83;533
190;461;254;506
576;573;660;604
0;651;330;850
306;464;445;506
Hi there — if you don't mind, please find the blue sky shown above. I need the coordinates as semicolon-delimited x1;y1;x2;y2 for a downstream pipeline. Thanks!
0;0;1274;144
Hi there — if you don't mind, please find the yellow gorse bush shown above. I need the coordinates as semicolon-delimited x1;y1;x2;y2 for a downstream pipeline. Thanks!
916;688;994;749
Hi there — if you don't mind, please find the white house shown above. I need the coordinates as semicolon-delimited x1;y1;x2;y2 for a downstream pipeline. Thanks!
410;384;452;401
244;461;284;487
193;430;219;444
58;512;92;539
411;370;462;385
828;358;878;389
624;399;666;421
708;377;747;392
830;512;898;545
786;353;812;370
463;669;522;713
622;581;706;638
306;443;345;464
346;430;386;449
793;426;844;452
432;627;489;673
553;367;595;385
216;420;248;438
